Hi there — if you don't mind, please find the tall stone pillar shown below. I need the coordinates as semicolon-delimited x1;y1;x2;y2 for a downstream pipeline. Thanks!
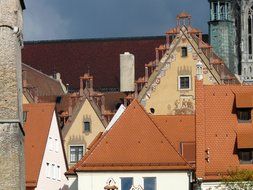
0;0;25;189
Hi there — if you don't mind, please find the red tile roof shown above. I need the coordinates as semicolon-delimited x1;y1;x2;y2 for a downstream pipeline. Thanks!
67;100;191;174
22;37;165;91
195;81;253;181
150;115;195;162
24;103;55;188
237;124;253;149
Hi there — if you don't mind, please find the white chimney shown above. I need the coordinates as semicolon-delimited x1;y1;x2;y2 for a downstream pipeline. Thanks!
196;61;203;80
120;52;135;92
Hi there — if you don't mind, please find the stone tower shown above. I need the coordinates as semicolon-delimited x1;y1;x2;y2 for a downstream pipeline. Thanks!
0;0;25;189
208;0;238;74
238;0;253;82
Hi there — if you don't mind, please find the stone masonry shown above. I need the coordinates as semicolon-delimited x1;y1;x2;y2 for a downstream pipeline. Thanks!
0;0;25;189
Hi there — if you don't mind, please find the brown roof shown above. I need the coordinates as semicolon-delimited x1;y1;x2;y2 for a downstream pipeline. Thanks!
67;100;191;174
23;64;65;96
22;36;165;91
24;103;55;188
195;81;253;181
237;124;253;149
150;115;195;162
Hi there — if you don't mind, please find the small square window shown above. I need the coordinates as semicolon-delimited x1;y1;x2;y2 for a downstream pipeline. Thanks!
121;177;133;190
179;76;191;90
144;177;156;190
83;121;91;133
70;145;84;163
181;47;188;57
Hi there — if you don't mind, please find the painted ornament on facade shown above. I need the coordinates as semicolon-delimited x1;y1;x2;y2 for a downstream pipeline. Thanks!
173;98;194;115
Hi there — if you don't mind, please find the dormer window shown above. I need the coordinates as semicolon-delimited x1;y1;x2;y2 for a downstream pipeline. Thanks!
237;108;251;123
181;47;188;57
238;149;253;164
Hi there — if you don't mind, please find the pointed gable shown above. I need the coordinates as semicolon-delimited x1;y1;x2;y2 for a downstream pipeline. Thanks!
72;100;191;172
24;103;55;188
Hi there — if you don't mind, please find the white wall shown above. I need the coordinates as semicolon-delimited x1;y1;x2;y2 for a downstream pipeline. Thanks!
36;111;69;190
201;182;223;190
77;171;190;190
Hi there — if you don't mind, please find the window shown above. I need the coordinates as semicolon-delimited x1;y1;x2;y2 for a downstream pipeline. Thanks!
237;108;251;122
181;47;188;57
83;121;91;133
23;111;28;122
121;177;133;190
56;166;61;181
55;139;59;152
144;177;156;190
70;145;84;163
49;137;53;151
46;163;50;178
178;76;191;90
51;164;55;179
238;149;253;164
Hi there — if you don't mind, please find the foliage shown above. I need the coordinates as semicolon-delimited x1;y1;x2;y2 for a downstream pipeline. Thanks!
222;169;253;190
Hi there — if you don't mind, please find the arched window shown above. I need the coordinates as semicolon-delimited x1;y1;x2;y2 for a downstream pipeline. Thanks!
250;67;252;73
244;68;247;75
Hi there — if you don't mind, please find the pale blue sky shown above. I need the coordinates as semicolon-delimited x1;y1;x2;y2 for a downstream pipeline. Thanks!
23;0;210;41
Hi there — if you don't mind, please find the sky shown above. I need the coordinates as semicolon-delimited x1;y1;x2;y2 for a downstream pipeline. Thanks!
23;0;210;41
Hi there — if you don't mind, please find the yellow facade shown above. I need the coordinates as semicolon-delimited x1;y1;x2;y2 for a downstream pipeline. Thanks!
22;94;29;104
138;28;218;115
62;99;105;165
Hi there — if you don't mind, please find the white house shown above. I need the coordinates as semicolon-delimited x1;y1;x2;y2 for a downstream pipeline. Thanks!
24;103;69;190
66;100;193;190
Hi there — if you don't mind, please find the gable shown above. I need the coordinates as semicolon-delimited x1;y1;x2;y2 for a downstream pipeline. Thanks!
138;27;219;115
75;100;190;171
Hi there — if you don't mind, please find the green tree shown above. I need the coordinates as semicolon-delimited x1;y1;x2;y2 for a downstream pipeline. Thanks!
222;169;253;190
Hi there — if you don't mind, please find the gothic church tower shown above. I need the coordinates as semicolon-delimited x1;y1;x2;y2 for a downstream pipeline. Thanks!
208;0;238;74
0;0;25;189
239;0;253;82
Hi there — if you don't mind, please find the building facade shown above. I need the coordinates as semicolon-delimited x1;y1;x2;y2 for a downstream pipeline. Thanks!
0;0;25;189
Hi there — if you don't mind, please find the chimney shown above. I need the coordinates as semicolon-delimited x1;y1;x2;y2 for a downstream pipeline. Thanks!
120;52;135;92
79;77;84;97
68;95;73;116
89;77;94;95
101;95;105;114
196;61;203;81
198;32;203;48
144;66;149;83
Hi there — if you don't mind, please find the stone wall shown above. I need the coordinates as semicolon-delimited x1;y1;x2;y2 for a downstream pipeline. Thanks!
0;0;25;189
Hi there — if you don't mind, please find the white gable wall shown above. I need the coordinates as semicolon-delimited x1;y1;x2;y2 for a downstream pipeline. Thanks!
36;111;68;190
76;171;190;190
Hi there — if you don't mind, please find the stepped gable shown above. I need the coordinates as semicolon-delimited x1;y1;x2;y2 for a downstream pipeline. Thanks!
24;103;55;188
196;82;253;181
22;36;165;91
67;100;191;173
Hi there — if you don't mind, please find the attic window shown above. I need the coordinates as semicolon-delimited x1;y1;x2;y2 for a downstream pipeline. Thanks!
178;75;191;90
181;47;188;57
83;121;91;133
238;149;253;164
237;108;251;123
